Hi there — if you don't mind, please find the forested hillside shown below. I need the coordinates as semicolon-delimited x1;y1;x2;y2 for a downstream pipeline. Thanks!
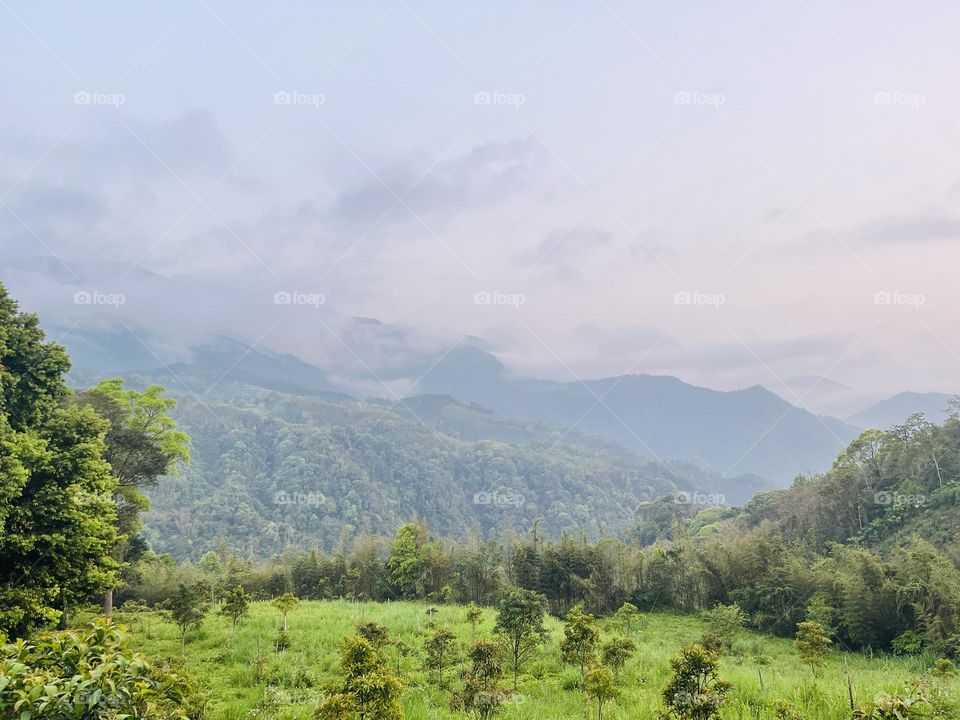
143;389;762;560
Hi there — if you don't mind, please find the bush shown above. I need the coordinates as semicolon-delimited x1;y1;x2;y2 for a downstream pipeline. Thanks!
0;618;203;719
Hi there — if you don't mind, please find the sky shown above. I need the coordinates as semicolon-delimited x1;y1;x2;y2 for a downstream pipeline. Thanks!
1;0;959;416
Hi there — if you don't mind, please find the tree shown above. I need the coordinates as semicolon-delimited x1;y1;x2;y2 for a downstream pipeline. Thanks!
466;602;483;640
795;621;831;676
451;640;505;720
77;378;189;615
272;592;299;632
424;626;456;687
583;664;617;720
493;589;548;689
316;635;403;720
661;644;730;720
165;582;209;655
700;603;746;652
614;601;642;635
219;586;250;642
0;285;123;638
387;522;429;598
0;618;203;718
600;636;636;679
356;620;391;649
560;603;600;679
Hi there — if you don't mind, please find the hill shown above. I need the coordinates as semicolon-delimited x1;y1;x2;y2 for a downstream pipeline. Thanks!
849;391;955;429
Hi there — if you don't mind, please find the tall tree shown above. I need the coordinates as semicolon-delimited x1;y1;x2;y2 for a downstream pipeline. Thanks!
493;589;548;689
0;284;121;637
76;378;189;614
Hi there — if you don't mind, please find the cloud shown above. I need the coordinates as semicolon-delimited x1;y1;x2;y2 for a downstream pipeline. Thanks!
856;213;960;244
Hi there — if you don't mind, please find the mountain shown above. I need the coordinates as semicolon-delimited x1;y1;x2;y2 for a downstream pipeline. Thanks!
415;346;861;482
142;388;764;560
848;391;955;429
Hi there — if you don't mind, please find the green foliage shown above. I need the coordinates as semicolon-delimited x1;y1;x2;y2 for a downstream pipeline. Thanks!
356;620;391;649
465;602;483;638
271;592;299;631
164;583;209;654
315;634;403;720
450;640;505;720
560;603;600;678
388;523;430;598
853;681;930;719
493;589;548;689
424;627;456;687
0;618;202;719
699;603;746;652
600;635;636;678
795;621;831;676
0;284;122;637
613;601;641;635
661;643;730;720
219;585;250;639
582;664;617;720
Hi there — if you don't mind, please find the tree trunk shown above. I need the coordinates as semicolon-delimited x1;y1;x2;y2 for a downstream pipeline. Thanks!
513;658;518;689
103;588;113;615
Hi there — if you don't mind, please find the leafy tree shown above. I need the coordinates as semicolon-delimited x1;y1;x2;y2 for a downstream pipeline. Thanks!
77;378;189;614
661;644;730;720
272;592;300;631
0;618;203;719
356;620;391;649
219;586;250;641
424;626;456;687
316;635;403;720
466;602;483;639
795;621;831;676
493;588;548;689
451;640;505;720
614;601;641;635
560;603;600;679
583;664;617;720
387;523;429;598
700;603;746;652
164;583;209;654
600;635;636;679
0;284;121;637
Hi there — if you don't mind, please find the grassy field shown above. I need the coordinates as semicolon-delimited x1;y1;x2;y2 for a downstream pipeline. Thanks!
100;600;957;720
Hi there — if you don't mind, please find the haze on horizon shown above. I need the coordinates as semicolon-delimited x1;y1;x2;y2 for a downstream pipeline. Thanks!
1;0;959;415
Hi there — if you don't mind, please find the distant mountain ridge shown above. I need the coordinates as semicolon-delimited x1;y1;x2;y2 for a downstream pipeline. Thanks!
848;391;955;429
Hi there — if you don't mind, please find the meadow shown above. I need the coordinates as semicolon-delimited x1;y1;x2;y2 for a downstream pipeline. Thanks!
96;600;957;720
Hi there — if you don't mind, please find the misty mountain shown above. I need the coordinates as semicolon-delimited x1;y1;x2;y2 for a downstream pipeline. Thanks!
848;391;955;429
414;345;861;482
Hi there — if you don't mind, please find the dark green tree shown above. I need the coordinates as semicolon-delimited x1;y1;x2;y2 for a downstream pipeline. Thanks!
493;589;548;689
600;635;636;679
316;635;404;720
451;640;505;720
661;644;730;720
219;586;250;642
424;626;456;687
560;603;600;679
165;582;209;654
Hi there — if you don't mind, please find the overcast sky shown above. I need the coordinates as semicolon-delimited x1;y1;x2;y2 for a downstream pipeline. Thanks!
1;0;959;412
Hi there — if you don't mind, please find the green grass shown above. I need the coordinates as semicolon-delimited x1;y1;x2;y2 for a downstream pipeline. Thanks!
99;601;957;720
